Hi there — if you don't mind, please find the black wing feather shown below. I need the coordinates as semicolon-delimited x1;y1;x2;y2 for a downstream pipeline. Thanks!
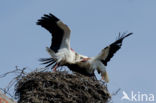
37;13;64;52
102;32;133;66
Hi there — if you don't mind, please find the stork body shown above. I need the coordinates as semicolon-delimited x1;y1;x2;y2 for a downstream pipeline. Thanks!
37;13;132;83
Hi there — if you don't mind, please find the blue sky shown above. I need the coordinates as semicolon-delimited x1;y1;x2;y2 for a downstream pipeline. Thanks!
0;0;156;103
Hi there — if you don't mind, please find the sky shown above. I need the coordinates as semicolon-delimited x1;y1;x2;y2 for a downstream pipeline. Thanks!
0;0;156;103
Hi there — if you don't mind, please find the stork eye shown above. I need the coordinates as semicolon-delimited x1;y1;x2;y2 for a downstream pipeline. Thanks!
80;57;83;59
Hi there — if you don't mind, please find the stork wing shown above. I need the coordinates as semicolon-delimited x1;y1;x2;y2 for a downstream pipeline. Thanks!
96;33;133;66
37;13;71;53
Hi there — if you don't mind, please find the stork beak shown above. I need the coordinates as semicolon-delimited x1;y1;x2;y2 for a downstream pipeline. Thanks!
101;71;109;83
81;58;91;62
70;48;75;52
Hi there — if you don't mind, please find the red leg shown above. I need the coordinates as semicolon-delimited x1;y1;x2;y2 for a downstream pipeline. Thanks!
53;63;58;72
101;72;109;83
102;75;105;80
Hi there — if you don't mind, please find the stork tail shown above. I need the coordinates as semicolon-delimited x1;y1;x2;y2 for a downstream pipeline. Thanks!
39;58;57;69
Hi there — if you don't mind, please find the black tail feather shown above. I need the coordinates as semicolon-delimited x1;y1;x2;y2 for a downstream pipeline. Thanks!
45;61;56;68
39;58;53;62
39;57;56;68
41;59;55;64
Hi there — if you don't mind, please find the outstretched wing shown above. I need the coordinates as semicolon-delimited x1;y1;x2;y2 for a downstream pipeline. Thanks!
97;32;133;66
37;13;71;53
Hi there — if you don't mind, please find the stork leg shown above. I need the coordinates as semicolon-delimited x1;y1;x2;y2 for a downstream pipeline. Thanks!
101;71;109;83
102;76;105;81
52;63;58;72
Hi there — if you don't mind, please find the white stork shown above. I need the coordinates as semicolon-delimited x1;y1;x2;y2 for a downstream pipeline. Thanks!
37;13;132;83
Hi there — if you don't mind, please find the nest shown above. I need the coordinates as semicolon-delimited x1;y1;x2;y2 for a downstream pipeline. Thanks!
15;71;110;103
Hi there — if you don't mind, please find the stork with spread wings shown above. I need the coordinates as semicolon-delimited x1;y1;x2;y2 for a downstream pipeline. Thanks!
37;13;132;83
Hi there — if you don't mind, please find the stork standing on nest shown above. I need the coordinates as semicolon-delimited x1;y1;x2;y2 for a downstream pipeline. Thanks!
37;13;132;83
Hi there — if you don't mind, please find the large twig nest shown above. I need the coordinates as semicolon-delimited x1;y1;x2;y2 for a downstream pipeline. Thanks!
15;71;110;103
